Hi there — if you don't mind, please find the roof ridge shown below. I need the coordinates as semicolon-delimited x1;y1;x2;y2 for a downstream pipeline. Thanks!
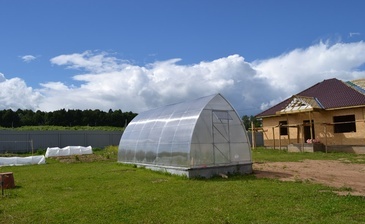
346;80;365;95
297;78;340;95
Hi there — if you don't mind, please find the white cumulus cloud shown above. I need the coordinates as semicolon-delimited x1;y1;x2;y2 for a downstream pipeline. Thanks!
0;74;43;110
50;51;129;73
21;55;37;63
253;41;365;110
43;53;262;113
1;40;365;116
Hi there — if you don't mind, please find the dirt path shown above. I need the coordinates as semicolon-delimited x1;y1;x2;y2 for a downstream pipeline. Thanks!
253;160;365;196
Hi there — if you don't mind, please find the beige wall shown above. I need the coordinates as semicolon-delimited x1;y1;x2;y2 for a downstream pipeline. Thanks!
261;107;365;148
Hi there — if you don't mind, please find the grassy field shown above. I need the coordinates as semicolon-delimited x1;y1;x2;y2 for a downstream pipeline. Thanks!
252;147;365;163
0;148;364;224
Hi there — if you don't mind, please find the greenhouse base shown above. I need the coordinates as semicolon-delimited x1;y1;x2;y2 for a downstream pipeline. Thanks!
122;162;253;179
186;163;253;178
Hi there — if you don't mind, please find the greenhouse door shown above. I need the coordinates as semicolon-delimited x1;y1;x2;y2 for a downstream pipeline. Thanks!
212;110;232;164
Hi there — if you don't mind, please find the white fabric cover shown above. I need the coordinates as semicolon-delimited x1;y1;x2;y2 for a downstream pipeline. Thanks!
45;146;93;158
0;156;46;166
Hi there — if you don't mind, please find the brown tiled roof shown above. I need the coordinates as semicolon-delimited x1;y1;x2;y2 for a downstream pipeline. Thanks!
256;78;365;117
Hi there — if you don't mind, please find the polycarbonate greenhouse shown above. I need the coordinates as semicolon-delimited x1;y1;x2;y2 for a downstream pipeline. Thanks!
118;93;252;178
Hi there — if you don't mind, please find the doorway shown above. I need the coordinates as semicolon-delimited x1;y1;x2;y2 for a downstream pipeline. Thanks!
212;110;232;164
303;120;315;143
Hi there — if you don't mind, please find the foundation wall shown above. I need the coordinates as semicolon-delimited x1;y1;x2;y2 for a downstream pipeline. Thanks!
120;162;253;178
287;143;365;154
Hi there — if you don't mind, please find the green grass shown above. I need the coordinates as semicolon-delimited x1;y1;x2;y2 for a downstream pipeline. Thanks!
0;148;364;223
252;147;365;164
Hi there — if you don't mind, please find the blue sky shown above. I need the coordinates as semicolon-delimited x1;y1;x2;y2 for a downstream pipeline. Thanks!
1;0;365;116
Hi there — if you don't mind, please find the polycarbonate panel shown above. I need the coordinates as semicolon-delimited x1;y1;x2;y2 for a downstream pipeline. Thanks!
170;143;189;166
230;143;250;162
205;95;232;110
148;127;163;140
159;128;176;144
118;93;252;170
173;124;194;142
190;143;214;167
230;128;249;143
213;123;229;143
214;143;231;164
118;95;211;166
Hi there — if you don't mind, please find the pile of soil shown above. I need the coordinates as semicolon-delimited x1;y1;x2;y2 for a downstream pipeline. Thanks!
253;160;365;196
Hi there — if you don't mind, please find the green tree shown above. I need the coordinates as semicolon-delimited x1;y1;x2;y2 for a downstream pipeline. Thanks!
1;109;20;127
52;109;68;126
241;115;262;131
34;110;45;125
0;108;137;127
18;109;36;126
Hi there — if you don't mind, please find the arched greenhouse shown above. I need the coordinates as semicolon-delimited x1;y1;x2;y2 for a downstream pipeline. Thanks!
118;93;252;178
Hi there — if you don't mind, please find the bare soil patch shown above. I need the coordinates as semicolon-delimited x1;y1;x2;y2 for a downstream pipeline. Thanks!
253;160;365;196
53;154;108;163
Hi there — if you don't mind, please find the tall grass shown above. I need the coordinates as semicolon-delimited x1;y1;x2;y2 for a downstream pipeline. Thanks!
0;148;364;223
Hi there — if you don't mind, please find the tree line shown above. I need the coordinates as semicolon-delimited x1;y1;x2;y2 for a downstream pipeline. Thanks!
0;109;137;128
0;108;260;130
242;115;262;131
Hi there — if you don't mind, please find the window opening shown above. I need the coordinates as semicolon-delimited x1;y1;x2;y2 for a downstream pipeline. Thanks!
333;115;356;133
279;121;288;135
213;110;233;121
